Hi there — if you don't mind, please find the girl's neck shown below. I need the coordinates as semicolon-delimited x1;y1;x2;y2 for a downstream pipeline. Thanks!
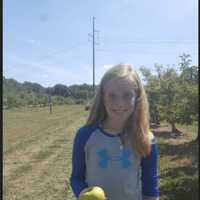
102;118;124;134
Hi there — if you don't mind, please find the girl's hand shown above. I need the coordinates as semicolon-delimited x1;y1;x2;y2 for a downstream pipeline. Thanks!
79;186;108;200
80;187;91;195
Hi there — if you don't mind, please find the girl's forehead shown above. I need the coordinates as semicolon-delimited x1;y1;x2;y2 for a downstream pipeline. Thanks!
104;77;137;92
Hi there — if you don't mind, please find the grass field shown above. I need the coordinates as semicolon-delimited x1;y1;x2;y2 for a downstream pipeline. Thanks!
3;105;198;200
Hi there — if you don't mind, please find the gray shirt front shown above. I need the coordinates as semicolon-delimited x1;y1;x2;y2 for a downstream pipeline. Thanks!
84;127;142;200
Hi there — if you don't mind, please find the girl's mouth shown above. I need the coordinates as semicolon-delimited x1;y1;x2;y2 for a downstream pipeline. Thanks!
113;110;127;114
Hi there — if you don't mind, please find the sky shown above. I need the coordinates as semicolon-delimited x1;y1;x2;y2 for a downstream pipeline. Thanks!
3;0;198;87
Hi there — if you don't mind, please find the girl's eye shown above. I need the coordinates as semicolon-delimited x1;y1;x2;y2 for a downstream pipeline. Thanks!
109;93;117;100
124;92;133;99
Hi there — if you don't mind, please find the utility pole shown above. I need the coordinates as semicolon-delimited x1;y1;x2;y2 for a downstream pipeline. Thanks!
92;16;95;96
88;16;99;97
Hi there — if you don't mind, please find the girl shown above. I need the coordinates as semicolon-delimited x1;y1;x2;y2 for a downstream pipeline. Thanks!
70;64;159;200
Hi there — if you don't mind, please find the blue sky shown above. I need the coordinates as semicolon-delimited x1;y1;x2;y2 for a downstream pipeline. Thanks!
3;0;198;87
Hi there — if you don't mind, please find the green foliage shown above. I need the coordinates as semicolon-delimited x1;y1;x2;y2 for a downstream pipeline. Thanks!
6;95;21;108
140;65;161;124
160;175;198;200
49;84;71;97
157;68;180;124
140;54;198;130
63;97;75;104
68;84;95;99
52;96;67;105
178;53;192;71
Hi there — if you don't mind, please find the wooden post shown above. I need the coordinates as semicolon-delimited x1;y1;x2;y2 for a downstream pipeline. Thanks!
48;95;52;114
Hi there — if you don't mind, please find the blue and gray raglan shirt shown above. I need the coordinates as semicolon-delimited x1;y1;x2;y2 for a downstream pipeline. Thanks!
70;124;159;200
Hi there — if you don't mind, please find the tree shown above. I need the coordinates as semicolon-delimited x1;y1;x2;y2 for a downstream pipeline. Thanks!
140;61;198;134
51;84;71;97
179;53;192;71
7;95;19;108
140;66;161;125
178;54;198;140
157;68;182;133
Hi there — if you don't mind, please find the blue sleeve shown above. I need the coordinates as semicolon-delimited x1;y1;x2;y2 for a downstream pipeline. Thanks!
70;125;97;197
141;138;159;197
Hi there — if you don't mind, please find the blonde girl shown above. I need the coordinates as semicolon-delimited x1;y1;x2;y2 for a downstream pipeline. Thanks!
70;64;159;200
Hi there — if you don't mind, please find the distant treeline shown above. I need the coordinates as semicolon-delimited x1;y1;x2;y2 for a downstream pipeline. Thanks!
3;53;198;133
3;78;97;107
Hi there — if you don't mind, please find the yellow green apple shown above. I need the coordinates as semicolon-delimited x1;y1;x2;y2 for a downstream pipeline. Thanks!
78;186;106;200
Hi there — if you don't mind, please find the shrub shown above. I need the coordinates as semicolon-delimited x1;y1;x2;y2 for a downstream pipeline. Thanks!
160;175;198;200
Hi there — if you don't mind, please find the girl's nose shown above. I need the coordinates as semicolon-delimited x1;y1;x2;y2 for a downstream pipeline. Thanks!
116;96;125;107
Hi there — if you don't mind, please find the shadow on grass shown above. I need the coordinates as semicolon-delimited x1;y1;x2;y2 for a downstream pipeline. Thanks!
158;140;198;164
150;123;169;129
153;130;172;139
160;165;197;178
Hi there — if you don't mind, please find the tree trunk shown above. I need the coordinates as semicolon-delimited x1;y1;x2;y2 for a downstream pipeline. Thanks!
194;132;199;143
171;122;181;133
155;113;160;125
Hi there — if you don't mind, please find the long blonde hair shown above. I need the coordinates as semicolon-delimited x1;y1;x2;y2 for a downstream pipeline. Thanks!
86;64;151;156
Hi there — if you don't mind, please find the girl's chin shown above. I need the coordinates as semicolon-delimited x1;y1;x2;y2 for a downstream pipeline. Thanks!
111;111;127;117
106;110;131;122
110;114;128;122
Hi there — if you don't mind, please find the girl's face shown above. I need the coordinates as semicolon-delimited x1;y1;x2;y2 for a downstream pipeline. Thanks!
103;77;137;125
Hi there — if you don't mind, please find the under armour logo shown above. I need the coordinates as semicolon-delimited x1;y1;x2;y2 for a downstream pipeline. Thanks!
97;148;132;169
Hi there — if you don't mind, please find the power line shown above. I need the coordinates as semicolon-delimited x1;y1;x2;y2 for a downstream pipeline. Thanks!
35;41;89;62
96;49;198;55
97;37;197;44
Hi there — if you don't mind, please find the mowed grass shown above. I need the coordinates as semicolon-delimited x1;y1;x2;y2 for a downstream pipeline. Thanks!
3;105;198;200
3;105;89;200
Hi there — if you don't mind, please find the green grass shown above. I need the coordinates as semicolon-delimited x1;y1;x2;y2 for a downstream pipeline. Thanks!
3;104;88;200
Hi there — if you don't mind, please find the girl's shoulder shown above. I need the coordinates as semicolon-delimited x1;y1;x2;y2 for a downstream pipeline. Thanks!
77;124;98;133
74;124;99;141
